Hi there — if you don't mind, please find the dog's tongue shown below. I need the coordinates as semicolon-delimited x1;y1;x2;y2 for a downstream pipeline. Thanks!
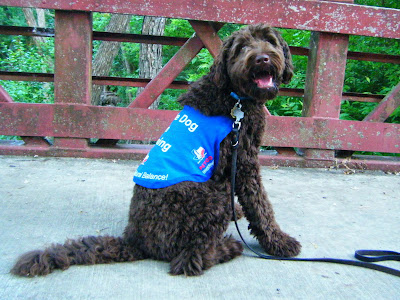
254;75;274;88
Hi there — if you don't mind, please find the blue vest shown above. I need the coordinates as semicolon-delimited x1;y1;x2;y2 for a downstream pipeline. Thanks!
133;106;233;189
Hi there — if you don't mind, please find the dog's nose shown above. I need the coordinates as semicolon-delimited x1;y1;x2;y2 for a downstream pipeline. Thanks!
255;54;270;65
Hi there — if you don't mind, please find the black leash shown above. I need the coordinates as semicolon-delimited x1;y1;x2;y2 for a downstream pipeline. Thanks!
229;98;400;278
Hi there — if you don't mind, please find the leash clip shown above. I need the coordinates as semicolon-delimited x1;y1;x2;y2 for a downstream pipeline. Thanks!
230;92;246;130
230;95;244;149
231;101;244;125
231;102;243;148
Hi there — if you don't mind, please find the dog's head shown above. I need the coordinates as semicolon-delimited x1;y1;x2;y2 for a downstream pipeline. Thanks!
211;24;293;102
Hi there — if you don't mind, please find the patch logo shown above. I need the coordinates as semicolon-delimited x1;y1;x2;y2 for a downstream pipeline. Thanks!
192;147;206;162
199;156;214;174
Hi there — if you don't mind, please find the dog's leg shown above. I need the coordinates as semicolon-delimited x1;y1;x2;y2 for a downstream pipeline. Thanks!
169;247;204;276
236;162;301;257
168;234;224;276
207;235;243;265
169;235;243;276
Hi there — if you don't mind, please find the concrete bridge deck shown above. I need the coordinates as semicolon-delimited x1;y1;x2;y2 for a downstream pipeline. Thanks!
0;156;399;299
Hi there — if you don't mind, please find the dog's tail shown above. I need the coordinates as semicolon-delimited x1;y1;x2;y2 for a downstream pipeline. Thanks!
11;235;143;277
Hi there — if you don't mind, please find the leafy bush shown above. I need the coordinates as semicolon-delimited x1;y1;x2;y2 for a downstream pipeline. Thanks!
0;36;54;103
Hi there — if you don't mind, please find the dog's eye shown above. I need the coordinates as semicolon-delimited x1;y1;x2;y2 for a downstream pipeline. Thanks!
266;38;278;46
232;45;248;58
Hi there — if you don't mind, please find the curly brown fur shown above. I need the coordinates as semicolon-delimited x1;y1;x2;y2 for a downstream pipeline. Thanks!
11;236;146;277
11;24;300;277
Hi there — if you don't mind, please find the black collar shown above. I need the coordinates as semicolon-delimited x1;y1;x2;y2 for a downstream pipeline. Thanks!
230;92;252;101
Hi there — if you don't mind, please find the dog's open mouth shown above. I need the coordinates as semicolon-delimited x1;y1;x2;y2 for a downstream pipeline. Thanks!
253;74;275;89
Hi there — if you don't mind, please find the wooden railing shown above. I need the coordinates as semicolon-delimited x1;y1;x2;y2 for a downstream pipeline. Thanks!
0;0;399;171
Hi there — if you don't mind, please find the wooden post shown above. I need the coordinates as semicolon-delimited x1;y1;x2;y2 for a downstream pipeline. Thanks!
302;31;349;160
53;10;92;148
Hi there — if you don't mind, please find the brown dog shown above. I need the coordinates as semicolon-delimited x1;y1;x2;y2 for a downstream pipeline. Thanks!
11;24;301;277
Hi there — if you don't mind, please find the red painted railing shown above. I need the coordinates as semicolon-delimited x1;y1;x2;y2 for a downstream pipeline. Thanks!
0;0;399;171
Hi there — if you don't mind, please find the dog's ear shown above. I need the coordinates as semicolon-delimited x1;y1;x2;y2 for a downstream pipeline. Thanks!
282;42;294;84
209;36;235;88
274;29;294;85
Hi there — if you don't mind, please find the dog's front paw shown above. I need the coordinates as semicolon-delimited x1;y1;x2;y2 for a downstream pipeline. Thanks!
259;232;301;257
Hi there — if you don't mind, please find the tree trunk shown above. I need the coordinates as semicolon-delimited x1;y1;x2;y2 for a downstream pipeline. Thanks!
22;8;53;68
36;8;46;28
92;14;131;105
121;46;133;102
22;7;53;101
137;16;166;109
22;8;46;46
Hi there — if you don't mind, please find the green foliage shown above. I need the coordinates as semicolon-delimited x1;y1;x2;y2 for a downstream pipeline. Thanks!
185;48;213;82
158;89;185;111
0;37;53;72
0;35;54;103
344;60;400;95
0;80;53;103
265;29;310;117
0;6;26;27
92;12;112;31
341;25;400;122
164;19;211;82
355;0;400;9
267;97;303;117
340;101;375;120
164;19;194;37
